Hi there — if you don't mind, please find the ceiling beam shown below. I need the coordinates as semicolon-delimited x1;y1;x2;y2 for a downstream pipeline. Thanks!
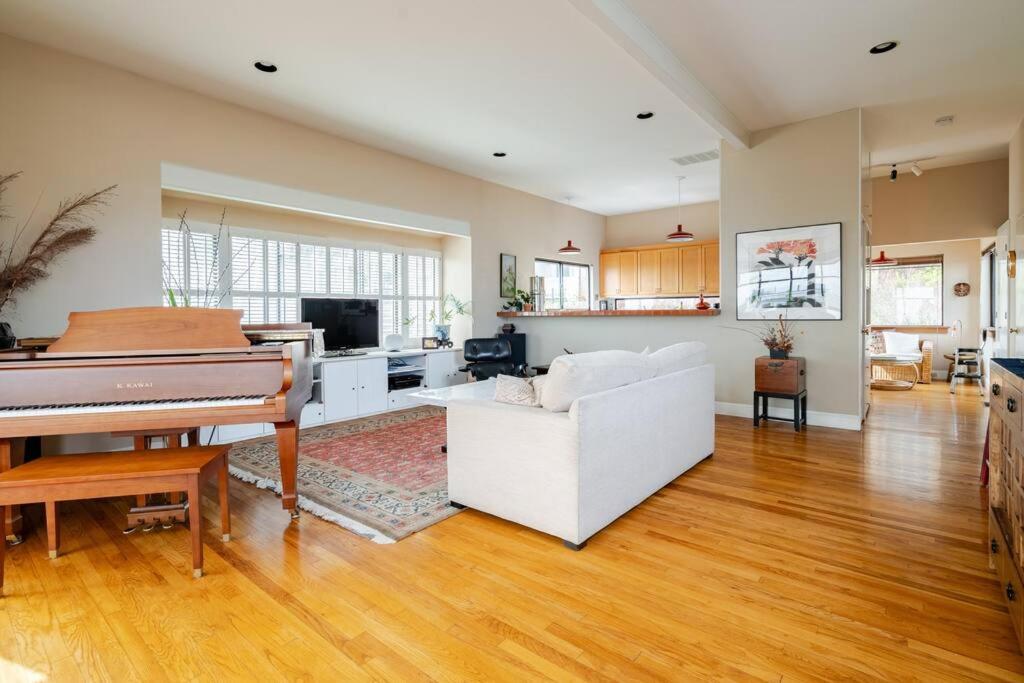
569;0;750;150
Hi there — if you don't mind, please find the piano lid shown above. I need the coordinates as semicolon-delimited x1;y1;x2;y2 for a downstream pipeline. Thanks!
47;307;251;353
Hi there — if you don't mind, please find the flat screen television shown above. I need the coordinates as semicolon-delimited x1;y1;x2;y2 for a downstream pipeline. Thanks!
301;297;379;351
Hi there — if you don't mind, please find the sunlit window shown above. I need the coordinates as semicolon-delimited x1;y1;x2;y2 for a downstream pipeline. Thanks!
870;256;942;326
534;259;591;310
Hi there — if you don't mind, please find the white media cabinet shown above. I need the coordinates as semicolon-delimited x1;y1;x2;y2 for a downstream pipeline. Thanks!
206;347;465;444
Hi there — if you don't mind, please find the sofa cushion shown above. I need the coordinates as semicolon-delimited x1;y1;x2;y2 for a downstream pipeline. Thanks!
541;350;656;412
882;331;920;355
494;374;542;407
646;341;708;376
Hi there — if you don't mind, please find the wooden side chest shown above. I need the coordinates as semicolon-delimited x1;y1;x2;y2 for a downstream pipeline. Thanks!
988;361;1024;652
755;357;806;394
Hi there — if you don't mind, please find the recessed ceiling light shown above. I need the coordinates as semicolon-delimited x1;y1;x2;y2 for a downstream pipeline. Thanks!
935;115;955;127
869;41;899;55
636;112;655;120
492;152;507;158
254;61;278;73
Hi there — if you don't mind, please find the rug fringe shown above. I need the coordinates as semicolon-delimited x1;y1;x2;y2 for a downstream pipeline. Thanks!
228;464;396;545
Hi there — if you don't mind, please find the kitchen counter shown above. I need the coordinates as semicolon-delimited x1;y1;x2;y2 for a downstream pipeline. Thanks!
497;309;720;318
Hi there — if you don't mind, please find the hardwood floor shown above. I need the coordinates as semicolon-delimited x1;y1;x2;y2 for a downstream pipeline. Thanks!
1;382;1021;681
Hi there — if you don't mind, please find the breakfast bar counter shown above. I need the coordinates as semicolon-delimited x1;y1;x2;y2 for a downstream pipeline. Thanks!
496;309;720;318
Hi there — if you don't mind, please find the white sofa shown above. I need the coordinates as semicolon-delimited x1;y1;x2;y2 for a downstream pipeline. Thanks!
446;352;714;549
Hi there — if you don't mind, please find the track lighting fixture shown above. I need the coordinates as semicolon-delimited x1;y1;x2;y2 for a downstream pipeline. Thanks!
910;162;923;177
889;165;898;182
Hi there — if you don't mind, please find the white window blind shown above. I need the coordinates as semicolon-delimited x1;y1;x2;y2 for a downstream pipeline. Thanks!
163;225;443;344
161;227;221;308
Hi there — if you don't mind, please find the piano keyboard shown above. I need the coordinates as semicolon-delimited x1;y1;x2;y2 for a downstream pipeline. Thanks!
0;396;268;418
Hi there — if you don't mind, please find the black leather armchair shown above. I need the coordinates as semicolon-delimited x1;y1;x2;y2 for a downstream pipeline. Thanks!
459;338;526;380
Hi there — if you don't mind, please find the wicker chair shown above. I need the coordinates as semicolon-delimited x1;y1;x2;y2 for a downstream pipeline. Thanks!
869;333;933;384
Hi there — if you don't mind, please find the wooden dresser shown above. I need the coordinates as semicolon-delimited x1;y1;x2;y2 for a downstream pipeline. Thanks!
987;359;1024;650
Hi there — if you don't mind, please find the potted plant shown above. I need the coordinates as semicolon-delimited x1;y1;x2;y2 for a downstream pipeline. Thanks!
0;172;115;348
758;315;797;359
501;288;533;312
428;293;471;342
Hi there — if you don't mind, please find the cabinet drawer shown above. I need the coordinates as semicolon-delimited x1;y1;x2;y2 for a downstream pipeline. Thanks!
1005;384;1023;433
993;370;1008;417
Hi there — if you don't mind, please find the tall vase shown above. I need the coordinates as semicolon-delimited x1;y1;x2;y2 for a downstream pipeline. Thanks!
0;322;15;350
434;324;451;342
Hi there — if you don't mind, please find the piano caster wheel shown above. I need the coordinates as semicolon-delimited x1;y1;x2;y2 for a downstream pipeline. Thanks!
289;509;300;520
5;534;23;546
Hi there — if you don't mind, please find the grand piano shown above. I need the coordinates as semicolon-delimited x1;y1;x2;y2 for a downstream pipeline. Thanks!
0;307;313;539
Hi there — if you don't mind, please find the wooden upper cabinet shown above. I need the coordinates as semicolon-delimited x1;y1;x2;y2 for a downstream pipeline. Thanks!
702;243;720;295
658;248;679;294
679;246;702;294
618;251;638;295
599;252;619;297
599;241;716;297
638;250;660;295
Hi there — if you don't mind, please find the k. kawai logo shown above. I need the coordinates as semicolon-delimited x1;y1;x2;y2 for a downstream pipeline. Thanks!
116;382;154;390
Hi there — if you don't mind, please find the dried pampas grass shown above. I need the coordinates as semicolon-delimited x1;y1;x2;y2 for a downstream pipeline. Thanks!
0;172;116;314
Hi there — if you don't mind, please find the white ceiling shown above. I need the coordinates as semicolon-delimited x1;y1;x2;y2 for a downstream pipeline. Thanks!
0;0;723;216
2;0;1022;215
622;0;1024;170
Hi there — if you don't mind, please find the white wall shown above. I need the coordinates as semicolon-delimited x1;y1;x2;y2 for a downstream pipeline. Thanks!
514;109;865;428
0;35;603;343
605;201;718;247
871;239;988;375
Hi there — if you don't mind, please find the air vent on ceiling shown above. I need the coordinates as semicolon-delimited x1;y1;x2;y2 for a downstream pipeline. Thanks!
671;149;720;167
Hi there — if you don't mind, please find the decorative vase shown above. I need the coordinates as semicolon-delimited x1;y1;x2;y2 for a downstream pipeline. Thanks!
695;292;710;311
0;322;15;350
769;348;789;360
433;324;451;342
523;303;534;312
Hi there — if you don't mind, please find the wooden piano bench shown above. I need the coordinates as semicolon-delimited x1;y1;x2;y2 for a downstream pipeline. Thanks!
0;445;231;594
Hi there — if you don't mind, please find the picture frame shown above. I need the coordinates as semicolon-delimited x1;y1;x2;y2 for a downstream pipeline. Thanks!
421;336;440;350
500;253;517;298
735;222;842;320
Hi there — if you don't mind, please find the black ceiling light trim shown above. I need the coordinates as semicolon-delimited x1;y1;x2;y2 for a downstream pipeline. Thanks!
869;41;899;55
492;151;507;157
636;111;655;120
254;61;278;73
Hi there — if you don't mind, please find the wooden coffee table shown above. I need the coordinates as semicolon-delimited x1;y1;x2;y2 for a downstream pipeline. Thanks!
870;357;920;390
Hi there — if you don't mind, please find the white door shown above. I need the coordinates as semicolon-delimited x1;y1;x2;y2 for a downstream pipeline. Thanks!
995;221;1011;357
323;361;358;422
356;357;388;414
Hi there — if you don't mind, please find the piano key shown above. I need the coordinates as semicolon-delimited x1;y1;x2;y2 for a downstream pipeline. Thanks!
0;396;267;418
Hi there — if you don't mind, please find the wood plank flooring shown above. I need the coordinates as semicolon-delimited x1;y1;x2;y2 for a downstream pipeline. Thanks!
1;383;1022;681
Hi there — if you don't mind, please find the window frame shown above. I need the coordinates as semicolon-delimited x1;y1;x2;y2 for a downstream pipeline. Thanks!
534;257;592;311
868;255;944;327
161;219;442;345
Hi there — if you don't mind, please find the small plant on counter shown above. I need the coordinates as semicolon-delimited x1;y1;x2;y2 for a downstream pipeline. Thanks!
501;288;533;312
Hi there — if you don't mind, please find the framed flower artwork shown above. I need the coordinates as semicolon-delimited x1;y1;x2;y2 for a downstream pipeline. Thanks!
736;223;842;320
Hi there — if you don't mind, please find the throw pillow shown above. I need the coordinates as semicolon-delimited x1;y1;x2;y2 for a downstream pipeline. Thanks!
493;374;542;407
541;349;656;412
646;341;708;376
883;331;919;355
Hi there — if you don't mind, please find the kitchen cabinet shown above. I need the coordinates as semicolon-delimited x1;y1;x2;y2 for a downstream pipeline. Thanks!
600;240;718;298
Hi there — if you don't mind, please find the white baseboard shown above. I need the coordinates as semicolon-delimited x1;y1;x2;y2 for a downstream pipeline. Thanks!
715;401;862;431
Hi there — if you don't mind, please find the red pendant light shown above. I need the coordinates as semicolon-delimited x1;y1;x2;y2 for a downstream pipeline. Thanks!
666;176;694;242
557;195;582;255
558;239;581;255
869;250;897;267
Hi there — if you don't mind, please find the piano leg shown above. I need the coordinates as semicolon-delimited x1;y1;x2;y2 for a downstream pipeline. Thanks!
274;421;300;520
0;439;23;545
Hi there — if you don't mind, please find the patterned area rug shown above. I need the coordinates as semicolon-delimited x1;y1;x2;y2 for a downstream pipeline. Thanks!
228;406;459;543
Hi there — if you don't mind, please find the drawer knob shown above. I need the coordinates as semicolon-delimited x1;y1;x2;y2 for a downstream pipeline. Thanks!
1009;398;1018;413
994;383;1002;396
1008;583;1017;601
992;538;1000;553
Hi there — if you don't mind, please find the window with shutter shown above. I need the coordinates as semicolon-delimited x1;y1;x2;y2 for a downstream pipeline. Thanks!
162;224;443;341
